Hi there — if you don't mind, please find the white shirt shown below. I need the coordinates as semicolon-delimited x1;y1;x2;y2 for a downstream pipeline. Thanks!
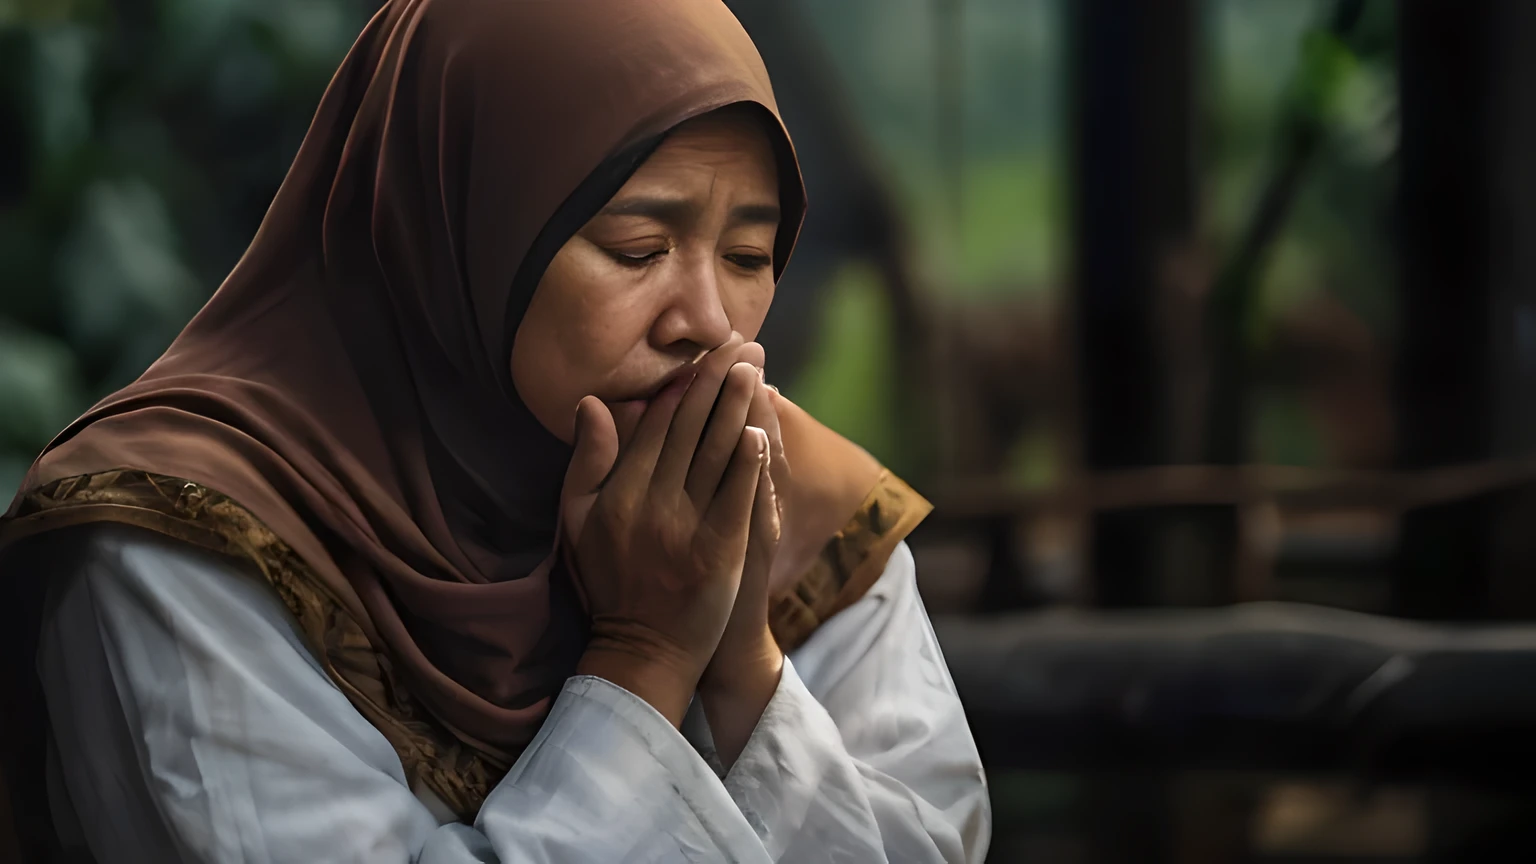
34;523;990;863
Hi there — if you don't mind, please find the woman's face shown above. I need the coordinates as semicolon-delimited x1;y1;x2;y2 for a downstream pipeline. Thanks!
512;109;782;445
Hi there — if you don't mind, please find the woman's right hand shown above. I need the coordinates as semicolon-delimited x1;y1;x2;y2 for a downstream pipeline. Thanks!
561;337;771;726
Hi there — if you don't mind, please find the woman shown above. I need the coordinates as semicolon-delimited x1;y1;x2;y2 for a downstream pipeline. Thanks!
0;0;990;861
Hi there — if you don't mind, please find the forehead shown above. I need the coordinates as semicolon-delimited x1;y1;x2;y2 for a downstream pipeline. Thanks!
624;110;779;189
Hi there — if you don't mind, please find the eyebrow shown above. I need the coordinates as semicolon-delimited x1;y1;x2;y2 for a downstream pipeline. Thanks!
728;203;781;227
597;197;781;228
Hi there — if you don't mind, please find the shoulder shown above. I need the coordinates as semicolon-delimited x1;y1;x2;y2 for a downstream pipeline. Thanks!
774;394;883;539
785;540;934;697
25;521;291;657
770;393;884;588
865;539;918;605
24;521;251;600
31;520;331;737
822;540;921;639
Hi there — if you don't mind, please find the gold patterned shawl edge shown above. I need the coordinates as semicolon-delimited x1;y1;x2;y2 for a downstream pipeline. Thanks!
2;466;932;819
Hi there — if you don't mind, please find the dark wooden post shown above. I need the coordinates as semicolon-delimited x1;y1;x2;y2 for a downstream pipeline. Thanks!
1067;4;1202;860
1393;0;1536;620
1069;0;1228;610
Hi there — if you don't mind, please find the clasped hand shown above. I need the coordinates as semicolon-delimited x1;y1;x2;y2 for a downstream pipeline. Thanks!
560;334;790;734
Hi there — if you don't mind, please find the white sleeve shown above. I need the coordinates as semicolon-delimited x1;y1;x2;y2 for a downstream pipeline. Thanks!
720;542;992;863
35;524;770;864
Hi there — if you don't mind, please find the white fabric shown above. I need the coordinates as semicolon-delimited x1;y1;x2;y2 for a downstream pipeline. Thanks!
35;523;990;863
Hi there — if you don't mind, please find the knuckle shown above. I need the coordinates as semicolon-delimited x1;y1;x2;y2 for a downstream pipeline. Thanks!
601;486;633;514
652;511;694;554
691;522;726;554
591;502;625;536
695;368;729;400
702;340;743;374
704;346;734;373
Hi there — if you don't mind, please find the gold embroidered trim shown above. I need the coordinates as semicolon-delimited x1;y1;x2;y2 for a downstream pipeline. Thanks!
2;470;497;819
768;470;933;652
4;467;930;817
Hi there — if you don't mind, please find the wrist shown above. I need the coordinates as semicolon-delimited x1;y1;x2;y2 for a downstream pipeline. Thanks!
699;627;783;769
699;623;782;696
577;636;702;727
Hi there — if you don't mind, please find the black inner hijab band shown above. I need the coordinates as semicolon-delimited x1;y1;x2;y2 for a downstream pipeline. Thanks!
503;133;667;353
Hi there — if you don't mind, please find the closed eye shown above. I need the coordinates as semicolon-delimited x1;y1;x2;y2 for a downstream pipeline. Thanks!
724;253;772;271
606;248;669;267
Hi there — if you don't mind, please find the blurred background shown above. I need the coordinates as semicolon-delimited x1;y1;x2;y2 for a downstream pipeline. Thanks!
5;0;1536;860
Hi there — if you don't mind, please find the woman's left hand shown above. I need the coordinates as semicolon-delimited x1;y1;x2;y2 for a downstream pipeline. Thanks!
698;370;788;767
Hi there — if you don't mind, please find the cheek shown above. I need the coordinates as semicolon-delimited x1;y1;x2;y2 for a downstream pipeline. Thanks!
511;308;579;441
511;257;659;442
725;278;776;341
512;268;610;441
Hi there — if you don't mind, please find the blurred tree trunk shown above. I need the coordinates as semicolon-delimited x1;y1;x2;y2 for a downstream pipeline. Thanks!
1069;0;1231;613
1393;0;1536;620
1067;3;1203;861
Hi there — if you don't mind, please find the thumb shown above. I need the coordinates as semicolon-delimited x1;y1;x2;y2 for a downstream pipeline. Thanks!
561;396;619;518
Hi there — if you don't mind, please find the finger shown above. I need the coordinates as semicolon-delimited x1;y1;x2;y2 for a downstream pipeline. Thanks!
560;396;620;541
745;373;790;489
737;341;766;371
684;362;759;505
651;333;747;495
602;372;690;495
561;397;619;503
703;425;768;549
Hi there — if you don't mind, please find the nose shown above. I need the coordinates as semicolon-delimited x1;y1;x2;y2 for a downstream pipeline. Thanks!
648;253;733;353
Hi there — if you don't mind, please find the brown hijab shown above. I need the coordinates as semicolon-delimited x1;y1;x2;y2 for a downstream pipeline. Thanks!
0;0;929;854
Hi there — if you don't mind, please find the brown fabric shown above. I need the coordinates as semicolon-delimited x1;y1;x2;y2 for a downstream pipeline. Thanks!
0;0;933;851
7;0;807;762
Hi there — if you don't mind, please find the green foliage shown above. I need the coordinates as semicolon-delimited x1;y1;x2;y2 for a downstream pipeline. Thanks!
0;0;371;492
1205;0;1399;466
1254;388;1327;468
1209;0;1398;336
1291;29;1360;127
0;321;84;450
787;261;905;474
803;0;1065;299
1004;426;1059;491
801;0;1399;471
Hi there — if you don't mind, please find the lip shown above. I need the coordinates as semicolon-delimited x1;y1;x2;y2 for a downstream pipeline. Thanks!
620;364;698;404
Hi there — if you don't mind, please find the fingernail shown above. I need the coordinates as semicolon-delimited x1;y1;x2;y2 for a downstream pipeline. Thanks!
765;383;780;396
747;425;767;453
